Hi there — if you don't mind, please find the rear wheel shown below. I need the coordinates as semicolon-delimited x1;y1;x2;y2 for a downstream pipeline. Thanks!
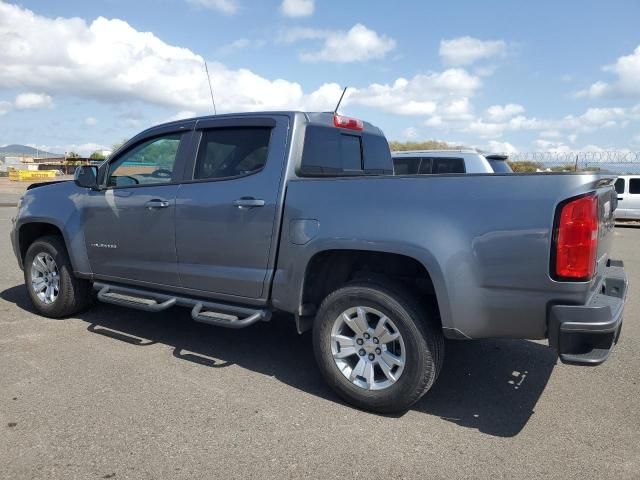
24;235;92;318
313;280;444;413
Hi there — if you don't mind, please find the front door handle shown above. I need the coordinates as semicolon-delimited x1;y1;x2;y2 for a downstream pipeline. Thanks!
233;198;265;209
145;199;170;209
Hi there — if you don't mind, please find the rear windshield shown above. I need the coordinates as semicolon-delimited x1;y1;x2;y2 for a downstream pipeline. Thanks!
300;125;393;176
488;159;513;173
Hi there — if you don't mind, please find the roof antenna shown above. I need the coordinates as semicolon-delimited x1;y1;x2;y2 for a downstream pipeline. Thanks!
204;61;217;115
333;86;349;114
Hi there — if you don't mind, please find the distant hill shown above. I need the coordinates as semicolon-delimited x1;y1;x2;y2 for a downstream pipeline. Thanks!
0;144;63;157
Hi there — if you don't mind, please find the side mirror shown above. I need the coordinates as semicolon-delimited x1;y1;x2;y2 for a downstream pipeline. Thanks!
74;165;99;189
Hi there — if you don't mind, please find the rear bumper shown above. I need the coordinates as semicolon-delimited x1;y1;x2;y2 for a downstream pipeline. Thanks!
548;260;627;366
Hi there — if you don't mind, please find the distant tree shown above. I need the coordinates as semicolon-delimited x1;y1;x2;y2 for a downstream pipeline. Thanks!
508;160;544;172
549;164;575;172
111;138;129;153
389;140;464;152
67;151;80;158
89;151;105;160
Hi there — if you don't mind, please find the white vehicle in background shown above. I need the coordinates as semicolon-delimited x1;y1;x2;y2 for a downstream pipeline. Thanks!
391;150;513;174
614;175;640;220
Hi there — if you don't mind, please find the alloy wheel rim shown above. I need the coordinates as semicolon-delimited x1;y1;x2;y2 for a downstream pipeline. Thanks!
330;306;406;391
30;252;60;305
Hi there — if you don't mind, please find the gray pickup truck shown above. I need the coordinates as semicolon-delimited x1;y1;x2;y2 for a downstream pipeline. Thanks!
11;111;628;413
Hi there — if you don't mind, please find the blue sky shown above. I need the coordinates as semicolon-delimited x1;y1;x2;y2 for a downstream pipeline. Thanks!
1;0;639;155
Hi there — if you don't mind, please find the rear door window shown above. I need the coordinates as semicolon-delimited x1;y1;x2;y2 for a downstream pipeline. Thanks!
615;178;626;194
630;178;640;194
193;127;271;180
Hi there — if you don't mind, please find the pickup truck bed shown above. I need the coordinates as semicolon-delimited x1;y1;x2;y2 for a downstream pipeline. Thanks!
11;111;628;413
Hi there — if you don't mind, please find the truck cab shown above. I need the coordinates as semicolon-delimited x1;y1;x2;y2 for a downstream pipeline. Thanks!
614;175;640;219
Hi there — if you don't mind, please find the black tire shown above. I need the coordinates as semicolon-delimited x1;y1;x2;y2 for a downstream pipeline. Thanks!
23;235;92;318
313;279;444;413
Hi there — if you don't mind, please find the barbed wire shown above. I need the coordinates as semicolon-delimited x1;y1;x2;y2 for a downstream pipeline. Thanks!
510;151;640;163
507;151;640;174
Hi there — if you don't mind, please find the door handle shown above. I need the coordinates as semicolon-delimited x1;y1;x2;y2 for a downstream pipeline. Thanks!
145;199;170;209
618;197;623;201
233;198;265;209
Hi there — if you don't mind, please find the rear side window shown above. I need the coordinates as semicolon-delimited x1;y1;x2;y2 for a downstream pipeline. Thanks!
392;156;465;175
393;158;419;175
432;157;465;174
630;178;640;194
194;127;271;180
615;178;625;194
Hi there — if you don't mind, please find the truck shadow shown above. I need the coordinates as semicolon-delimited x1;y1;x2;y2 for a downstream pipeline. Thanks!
1;284;555;438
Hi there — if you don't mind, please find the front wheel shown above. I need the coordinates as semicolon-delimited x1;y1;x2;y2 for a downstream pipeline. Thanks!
313;280;444;413
24;235;92;318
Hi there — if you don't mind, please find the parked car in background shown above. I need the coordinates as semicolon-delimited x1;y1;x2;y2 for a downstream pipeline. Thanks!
391;150;509;174
614;175;640;219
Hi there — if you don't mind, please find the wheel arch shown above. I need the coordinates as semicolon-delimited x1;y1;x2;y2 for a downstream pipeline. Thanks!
17;221;77;272
296;247;453;334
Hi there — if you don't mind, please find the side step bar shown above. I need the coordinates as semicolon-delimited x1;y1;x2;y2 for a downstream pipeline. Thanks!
94;282;270;329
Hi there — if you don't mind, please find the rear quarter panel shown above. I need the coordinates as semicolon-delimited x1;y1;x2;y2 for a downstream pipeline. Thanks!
272;173;616;340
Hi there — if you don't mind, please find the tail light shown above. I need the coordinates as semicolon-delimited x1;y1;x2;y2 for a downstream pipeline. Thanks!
333;114;363;131
553;194;599;281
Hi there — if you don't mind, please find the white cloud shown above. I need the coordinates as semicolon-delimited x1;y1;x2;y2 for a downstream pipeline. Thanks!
300;24;396;63
534;139;572;153
352;70;481;116
218;38;250;54
401;127;419;139
559;107;628;131
302;82;344;111
280;0;314;17
485;103;525;122
576;81;609;98
486;140;518;154
186;0;239;14
576;45;640;97
439;37;508;66
0;2;307;113
84;116;98;126
540;129;561;138
165;110;198;122
14;92;53;109
277;27;329;44
0;100;10;116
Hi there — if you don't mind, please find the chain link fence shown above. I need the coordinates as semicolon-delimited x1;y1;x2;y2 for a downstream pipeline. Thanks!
508;151;640;174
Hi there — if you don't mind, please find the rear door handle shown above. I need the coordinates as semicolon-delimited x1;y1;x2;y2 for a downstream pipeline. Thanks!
618;197;623;201
145;199;170;209
233;198;265;209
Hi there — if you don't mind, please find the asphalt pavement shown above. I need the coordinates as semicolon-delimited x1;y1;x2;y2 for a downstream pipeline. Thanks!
0;207;638;479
